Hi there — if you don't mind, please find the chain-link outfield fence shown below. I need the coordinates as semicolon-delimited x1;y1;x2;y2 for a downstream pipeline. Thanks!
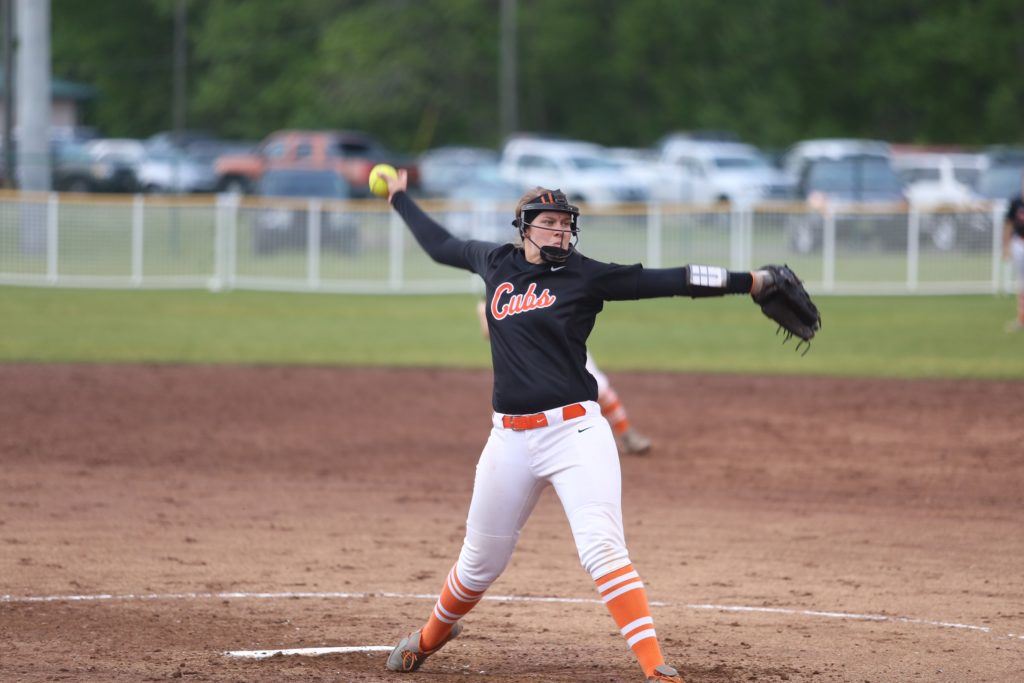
0;191;1013;295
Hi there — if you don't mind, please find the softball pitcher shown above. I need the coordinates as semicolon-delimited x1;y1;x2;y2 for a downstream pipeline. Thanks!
380;172;820;682
477;299;652;454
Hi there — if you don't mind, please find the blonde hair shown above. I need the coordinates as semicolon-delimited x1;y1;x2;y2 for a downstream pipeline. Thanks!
515;186;552;224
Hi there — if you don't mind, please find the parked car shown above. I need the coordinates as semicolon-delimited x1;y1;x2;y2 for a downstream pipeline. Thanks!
892;151;990;250
44;139;141;193
893;152;987;205
216;130;419;197
51;139;99;192
137;149;218;194
419;146;503;197
499;137;647;205
975;162;1024;200
251;168;360;255
782;138;893;180
658;139;794;205
84;138;144;192
786;147;908;253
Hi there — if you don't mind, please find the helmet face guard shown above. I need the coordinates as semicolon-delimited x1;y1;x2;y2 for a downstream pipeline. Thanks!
512;189;580;264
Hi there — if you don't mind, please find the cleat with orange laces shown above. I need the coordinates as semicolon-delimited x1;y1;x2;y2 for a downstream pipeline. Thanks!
385;622;463;672
647;663;685;682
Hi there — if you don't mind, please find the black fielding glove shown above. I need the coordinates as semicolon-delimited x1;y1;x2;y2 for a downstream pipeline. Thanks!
752;264;822;354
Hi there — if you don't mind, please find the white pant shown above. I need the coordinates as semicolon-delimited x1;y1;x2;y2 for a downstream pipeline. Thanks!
455;401;630;592
585;351;610;394
1011;236;1024;291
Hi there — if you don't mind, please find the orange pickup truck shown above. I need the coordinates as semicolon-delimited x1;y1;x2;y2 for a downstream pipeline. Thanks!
214;130;419;197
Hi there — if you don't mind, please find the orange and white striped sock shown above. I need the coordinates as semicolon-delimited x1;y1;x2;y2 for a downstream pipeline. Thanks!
598;387;631;435
419;565;484;651
595;564;665;677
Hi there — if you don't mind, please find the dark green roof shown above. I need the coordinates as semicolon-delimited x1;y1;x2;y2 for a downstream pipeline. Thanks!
0;73;96;100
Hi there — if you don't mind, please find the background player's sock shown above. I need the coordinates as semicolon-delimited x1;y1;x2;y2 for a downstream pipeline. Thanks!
419;566;483;651
598;387;631;435
594;564;665;677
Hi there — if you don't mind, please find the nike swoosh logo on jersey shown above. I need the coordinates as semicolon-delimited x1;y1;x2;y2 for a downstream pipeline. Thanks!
551;265;566;271
578;426;594;433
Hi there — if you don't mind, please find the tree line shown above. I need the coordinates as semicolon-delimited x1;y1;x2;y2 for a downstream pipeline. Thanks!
46;0;1024;153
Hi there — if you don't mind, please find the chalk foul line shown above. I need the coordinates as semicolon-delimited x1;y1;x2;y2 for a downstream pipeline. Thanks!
2;590;1021;643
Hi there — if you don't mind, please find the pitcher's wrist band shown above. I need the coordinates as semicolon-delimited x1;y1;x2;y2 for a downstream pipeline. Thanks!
685;265;752;297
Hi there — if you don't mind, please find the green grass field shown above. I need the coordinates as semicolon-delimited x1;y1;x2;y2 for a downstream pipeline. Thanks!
2;286;1021;379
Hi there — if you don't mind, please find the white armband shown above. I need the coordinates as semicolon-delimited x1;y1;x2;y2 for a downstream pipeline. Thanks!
687;264;728;290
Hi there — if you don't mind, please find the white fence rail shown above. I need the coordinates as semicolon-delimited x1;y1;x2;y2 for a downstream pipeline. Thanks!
0;191;1013;295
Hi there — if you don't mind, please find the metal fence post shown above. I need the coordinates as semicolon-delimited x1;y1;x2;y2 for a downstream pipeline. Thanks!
906;206;919;292
389;209;404;291
46;192;58;284
212;194;228;291
822;206;836;292
646;200;662;267
743;207;754;270
992;201;1005;294
729;207;742;270
131;194;144;287
307;199;321;290
227;194;238;289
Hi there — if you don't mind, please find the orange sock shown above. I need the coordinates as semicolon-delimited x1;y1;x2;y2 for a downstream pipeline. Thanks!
598;387;631;435
595;564;665;677
419;566;484;651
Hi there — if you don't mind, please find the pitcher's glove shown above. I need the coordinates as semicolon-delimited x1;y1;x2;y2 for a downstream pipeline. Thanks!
752;264;821;354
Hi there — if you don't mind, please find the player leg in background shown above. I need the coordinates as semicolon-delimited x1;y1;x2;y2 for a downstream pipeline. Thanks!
387;424;546;671
1009;236;1024;332
587;352;652;455
545;409;681;681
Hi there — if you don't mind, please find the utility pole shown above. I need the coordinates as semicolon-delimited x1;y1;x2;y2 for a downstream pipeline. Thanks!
2;0;15;188
169;0;187;255
15;0;49;256
172;0;186;148
15;0;48;191
499;0;517;144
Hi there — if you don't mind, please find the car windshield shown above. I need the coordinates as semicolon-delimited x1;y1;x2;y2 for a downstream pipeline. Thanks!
148;151;192;164
953;168;981;187
53;141;91;163
259;170;349;198
713;155;770;170
806;157;902;194
976;165;1023;198
569;155;621;171
900;168;941;183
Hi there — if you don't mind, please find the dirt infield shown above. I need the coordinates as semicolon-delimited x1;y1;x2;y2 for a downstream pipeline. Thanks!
2;364;1022;682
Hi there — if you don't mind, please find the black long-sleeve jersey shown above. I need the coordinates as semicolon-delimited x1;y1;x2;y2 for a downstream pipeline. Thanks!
392;191;752;415
1007;196;1024;238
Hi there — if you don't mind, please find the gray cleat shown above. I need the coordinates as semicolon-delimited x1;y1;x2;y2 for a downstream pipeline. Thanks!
647;663;684;682
385;622;464;672
620;428;653;455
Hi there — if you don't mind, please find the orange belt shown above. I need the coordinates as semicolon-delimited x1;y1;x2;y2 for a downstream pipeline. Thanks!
501;403;586;431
